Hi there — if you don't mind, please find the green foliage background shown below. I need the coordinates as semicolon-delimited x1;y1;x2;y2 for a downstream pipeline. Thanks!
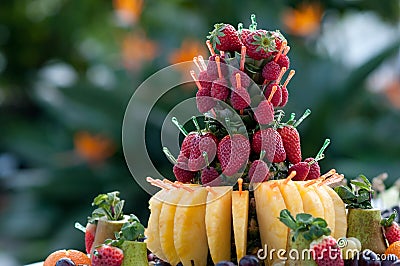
0;0;399;264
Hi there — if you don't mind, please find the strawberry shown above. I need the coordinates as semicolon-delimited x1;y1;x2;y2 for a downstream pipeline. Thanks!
211;78;230;101
248;159;269;183
207;23;242;52
180;133;197;158
91;244;124;266
85;222;97;254
188;133;217;171
277;54;290;69
229;69;252;89
304;157;320;180
201;166;220;185
262;61;281;81
173;154;196;183
288;162;310;181
310;236;344;266
217;134;250;176
198;70;212;91
381;212;400;244
206;55;227;80
243;29;277;60
252;128;286;163
239;28;252;43
277;125;302;164
196;87;215;113
264;83;282;107
254;100;274;125
271;30;287;52
231;73;251;110
279;86;289;107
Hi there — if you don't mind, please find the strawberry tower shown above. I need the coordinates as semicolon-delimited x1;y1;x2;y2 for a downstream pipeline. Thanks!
145;14;349;266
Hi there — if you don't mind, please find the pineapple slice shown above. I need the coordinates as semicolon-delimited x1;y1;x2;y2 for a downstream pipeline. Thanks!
159;188;186;265
174;187;208;266
254;182;288;264
275;180;304;216
322;185;347;239
206;186;232;264
311;184;336;236
232;190;249;263
294;182;325;219
145;189;168;261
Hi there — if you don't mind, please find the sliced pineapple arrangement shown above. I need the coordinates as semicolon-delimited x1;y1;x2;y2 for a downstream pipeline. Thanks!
231;183;249;263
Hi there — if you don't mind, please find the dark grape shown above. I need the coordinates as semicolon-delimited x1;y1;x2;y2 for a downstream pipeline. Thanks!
55;258;76;266
148;253;156;262
359;250;380;266
391;261;400;265
381;254;398;266
216;261;236;266
344;258;359;266
239;255;260;266
154;260;171;266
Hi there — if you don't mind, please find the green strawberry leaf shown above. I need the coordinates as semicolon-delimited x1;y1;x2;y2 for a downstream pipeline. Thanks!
88;191;125;222
279;209;297;230
296;213;313;224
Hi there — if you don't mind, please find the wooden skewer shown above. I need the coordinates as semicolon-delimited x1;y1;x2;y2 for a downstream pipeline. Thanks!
206;186;217;195
283;70;295;88
146;177;170;190
304;178;321;187
274;41;287;62
206;40;215;56
197;55;207;71
238;178;243;196
267;85;278;102
163;179;180;188
283;46;290;56
283;171;296;184
190;70;203;90
174;181;195;192
320;169;336;179
240;45;246;71
193;57;202;72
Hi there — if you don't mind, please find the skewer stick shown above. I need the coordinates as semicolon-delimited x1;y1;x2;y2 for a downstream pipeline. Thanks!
238;178;243;196
304;178;321;187
206;40;215;56
197;55;207;71
146;177;171;190
206;186;217;195
276;67;287;84
240;46;246;71
320;169;336;179
193;57;202;72
283;70;295;88
283;171;296;184
216;56;222;79
235;73;241;89
270;182;279;189
190;70;203;90
267;85;278;102
174;181;195;192
283;46;290;56
274;41;287;62
163;179;180;188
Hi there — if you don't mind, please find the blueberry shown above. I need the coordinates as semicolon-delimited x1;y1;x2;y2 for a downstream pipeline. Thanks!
55;258;75;266
216;261;236;266
381;254;398;266
239;255;260;266
359;250;381;266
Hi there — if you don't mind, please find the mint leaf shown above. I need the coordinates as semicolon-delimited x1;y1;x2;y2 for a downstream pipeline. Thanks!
279;209;297;230
88;191;125;221
296;213;313;224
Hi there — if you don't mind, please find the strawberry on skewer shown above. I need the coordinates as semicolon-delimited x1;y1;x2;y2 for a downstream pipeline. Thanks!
230;72;251;111
191;70;216;113
229;46;252;89
263;66;287;107
279;69;295;107
211;56;230;101
163;147;196;183
262;41;287;81
254;85;277;125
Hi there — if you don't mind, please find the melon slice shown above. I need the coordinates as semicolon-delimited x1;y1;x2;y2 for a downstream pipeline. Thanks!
145;189;168;261
174;187;208;266
232;190;249;263
311;184;336;236
322;185;347;239
276;180;304;216
158;188;186;265
205;186;232;263
254;182;288;264
294;182;325;219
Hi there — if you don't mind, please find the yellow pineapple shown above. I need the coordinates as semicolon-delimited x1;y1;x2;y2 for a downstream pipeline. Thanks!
232;189;249;263
254;182;288;264
145;190;168;261
322;185;347;239
159;188;186;265
205;186;232;263
174;187;208;266
311;184;336;236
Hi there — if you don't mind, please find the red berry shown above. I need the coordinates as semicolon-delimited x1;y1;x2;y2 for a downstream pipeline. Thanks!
207;55;227;80
262;61;281;81
231;86;251;110
92;244;124;266
304;157;320;180
180;133;196;158
276;54;290;69
243;30;277;60
173;154;196;183
201;167;220;185
240;28;251;43
279;86;289;107
382;213;400;244
198;71;212;91
229;69;252;89
254;100;274;125
271;30;287;52
248;160;269;183
211;78;230;101
252;128;286;163
196;88;215;113
188;133;217;171
208;23;242;52
85;223;96;254
277;126;302;164
217;134;250;176
264;83;282;107
310;236;344;266
289;162;310;181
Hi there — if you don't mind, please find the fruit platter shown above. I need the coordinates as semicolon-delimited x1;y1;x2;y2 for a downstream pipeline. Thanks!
42;14;400;266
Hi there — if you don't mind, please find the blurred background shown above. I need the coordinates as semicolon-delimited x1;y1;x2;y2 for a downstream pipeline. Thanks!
0;0;399;264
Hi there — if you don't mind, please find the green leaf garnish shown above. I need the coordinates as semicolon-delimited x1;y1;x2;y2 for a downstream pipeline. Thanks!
334;174;373;209
88;191;125;222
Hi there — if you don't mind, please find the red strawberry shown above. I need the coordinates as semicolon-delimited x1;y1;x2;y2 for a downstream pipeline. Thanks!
217;134;250;176
173;154;196;183
310;236;344;266
180;133;197;158
304;157;320;180
240;28;251;43
229;69;252;89
264;83;282;107
248;160;269;183
252;128;286;163
188;133;217;171
206;55;227;80
207;23;242;52
85;223;96;254
201;166;220;185
196;88;215;113
381;212;400;244
243;30;277;60
92;244;124;266
288;161;310;181
271;30;287;52
279;86;289;107
231;73;251;110
211;78;230;101
277;125;302;164
254;100;274;125
262;61;281;81
277;54;290;69
198;70;212;91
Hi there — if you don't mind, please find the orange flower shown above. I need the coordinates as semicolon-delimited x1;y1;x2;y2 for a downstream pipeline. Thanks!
282;2;323;37
383;79;400;109
113;0;143;25
74;131;116;164
121;32;158;71
169;39;207;65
